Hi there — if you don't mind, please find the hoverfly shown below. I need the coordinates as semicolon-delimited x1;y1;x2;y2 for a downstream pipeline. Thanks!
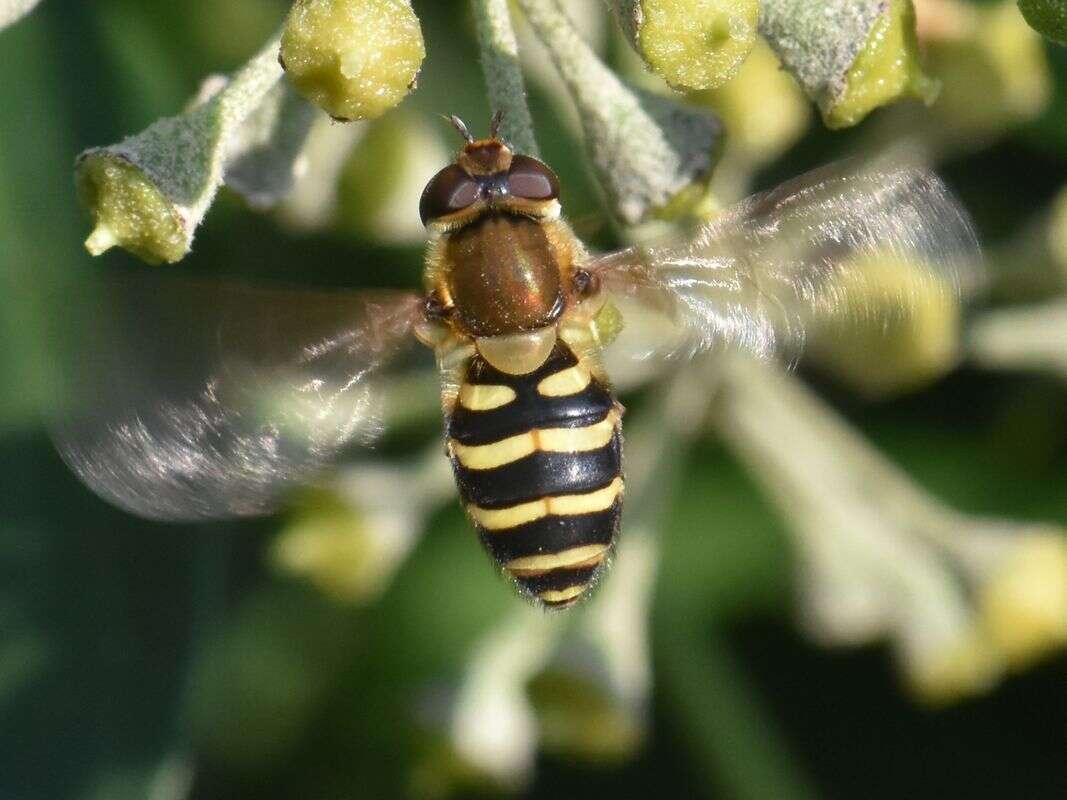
52;115;978;609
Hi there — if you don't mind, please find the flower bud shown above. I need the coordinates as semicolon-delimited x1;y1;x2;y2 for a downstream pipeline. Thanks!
528;668;643;763
608;0;758;91
77;36;289;264
280;0;425;122
711;355;1067;704
829;0;939;129
761;0;938;129
272;445;453;603
445;609;562;788
902;626;1001;705
918;0;1051;146
271;489;412;603
979;531;1067;669
516;0;721;224
78;157;188;264
806;253;963;398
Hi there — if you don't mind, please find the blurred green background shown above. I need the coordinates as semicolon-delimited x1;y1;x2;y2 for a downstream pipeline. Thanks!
3;1;1067;798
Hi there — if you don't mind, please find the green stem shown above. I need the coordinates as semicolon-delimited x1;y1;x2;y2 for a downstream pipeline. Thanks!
655;609;818;800
514;0;720;223
470;0;539;156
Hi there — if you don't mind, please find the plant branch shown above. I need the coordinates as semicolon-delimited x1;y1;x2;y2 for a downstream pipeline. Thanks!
712;354;1067;700
471;0;539;156
225;82;317;210
515;0;720;223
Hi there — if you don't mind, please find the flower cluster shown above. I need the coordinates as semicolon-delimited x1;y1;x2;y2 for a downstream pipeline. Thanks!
14;0;1065;791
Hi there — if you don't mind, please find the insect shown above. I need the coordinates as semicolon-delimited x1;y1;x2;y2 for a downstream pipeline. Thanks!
52;115;978;609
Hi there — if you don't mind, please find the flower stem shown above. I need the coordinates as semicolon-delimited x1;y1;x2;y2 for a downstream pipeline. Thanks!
655;614;818;800
470;0;540;156
515;0;720;223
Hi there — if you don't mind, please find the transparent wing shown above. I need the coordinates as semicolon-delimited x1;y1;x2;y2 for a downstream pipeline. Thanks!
586;159;981;362
49;270;424;521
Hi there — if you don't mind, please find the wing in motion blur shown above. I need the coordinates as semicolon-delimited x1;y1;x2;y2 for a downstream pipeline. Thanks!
586;159;981;361
49;271;423;521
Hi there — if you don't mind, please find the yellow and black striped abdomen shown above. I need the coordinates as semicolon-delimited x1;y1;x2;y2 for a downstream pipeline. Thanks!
447;343;623;609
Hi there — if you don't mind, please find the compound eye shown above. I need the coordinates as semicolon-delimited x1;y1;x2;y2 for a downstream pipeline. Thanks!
506;155;560;201
419;165;481;224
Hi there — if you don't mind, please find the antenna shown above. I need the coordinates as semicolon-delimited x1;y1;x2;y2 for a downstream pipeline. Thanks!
445;114;475;144
489;109;503;140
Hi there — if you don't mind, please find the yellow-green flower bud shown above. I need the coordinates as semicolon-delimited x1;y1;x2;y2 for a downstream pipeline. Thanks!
528;669;643;763
608;0;758;91
272;491;390;603
922;0;1051;145
828;0;939;129
78;156;188;264
807;253;962;398
978;531;1067;669
903;627;1001;705
280;0;425;122
409;740;504;799
761;0;937;130
591;301;625;349
76;35;309;265
272;447;451;603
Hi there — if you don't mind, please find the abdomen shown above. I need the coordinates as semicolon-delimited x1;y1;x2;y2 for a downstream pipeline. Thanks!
446;343;623;608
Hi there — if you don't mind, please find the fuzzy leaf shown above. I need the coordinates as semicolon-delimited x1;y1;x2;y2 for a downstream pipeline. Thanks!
516;0;721;223
761;0;938;129
472;0;540;156
76;34;294;264
225;82;317;209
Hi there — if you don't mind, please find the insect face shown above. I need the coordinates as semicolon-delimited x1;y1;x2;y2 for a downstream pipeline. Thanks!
418;140;561;228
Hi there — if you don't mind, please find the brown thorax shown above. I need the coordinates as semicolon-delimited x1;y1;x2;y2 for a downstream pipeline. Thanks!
416;115;600;379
